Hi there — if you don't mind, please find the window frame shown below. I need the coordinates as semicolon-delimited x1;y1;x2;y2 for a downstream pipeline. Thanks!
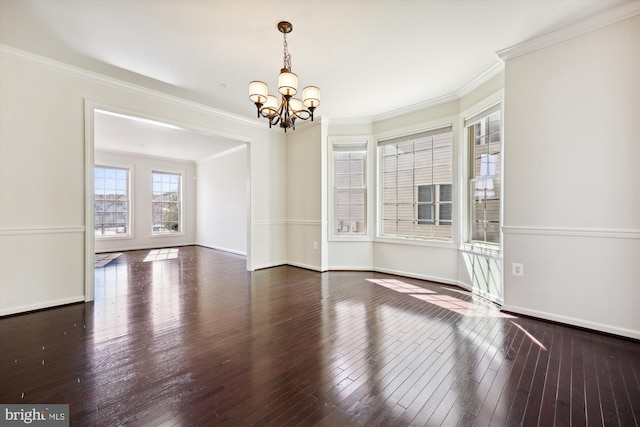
150;169;184;236
461;93;504;252
328;136;372;241
94;164;132;239
376;122;455;245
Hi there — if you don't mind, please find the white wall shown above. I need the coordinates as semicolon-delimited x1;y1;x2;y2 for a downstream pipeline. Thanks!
286;122;325;271
94;150;197;253
196;146;248;255
502;16;640;339
326;122;376;271
0;47;286;315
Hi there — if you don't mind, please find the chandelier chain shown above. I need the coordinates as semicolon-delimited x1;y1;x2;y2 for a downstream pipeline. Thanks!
282;33;292;70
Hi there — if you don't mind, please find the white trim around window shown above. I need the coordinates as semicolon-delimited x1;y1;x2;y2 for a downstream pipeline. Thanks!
94;163;134;240
328;136;373;241
150;169;185;237
376;119;457;246
460;90;504;251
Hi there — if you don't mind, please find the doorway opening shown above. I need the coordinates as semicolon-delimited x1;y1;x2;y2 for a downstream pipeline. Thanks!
84;103;252;301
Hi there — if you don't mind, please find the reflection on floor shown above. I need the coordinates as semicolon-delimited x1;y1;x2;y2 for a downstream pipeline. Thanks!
94;252;122;267
366;278;515;318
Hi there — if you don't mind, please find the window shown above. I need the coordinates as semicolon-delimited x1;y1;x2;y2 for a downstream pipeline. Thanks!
94;166;130;237
466;105;501;245
418;183;452;225
379;126;453;241
332;141;367;236
151;171;182;234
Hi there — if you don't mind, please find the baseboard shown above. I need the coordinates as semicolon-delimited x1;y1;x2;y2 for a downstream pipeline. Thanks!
252;262;287;270
286;261;326;272
501;304;640;340
326;265;374;272
196;243;246;256
0;296;85;317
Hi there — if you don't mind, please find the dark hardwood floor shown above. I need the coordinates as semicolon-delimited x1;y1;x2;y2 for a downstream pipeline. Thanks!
1;246;639;426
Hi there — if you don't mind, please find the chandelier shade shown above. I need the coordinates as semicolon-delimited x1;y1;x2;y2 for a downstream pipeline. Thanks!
248;81;268;104
248;21;320;132
278;70;298;96
302;86;320;108
262;95;279;117
289;97;302;112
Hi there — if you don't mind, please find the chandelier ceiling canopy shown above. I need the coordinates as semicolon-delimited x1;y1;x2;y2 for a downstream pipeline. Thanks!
249;21;320;132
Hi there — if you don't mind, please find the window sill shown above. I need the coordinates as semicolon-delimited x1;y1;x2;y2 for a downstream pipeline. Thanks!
329;235;372;242
375;235;455;249
95;234;133;241
150;232;185;238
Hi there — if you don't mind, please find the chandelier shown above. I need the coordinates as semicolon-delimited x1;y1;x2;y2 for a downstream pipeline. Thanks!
249;21;320;132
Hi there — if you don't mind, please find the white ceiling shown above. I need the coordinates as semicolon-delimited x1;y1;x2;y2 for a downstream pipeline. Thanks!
94;110;244;162
1;0;632;159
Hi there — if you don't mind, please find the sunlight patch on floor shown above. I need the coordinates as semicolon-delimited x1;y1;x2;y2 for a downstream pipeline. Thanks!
367;278;516;318
511;320;548;351
143;248;179;262
365;278;436;294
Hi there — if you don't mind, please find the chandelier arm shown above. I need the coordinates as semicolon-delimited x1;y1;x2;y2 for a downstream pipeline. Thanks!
268;113;281;126
291;109;311;121
280;96;289;124
282;95;292;128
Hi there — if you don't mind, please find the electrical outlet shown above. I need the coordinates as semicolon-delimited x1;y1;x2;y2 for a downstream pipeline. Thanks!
512;263;524;276
313;241;318;249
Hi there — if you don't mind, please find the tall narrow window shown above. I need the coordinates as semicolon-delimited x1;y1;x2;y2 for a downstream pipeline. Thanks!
466;105;501;245
379;125;453;241
94;166;130;237
333;143;366;236
152;171;182;234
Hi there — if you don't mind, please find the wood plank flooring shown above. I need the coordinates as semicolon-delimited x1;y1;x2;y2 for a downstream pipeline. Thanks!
1;246;639;426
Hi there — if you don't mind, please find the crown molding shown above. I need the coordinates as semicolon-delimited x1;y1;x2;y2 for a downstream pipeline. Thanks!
353;62;503;124
0;44;263;128
456;61;504;98
290;116;323;131
337;2;637;124
497;1;640;61
325;117;374;127
372;93;459;123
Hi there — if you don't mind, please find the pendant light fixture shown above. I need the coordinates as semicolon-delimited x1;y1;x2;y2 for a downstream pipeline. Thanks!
249;21;320;132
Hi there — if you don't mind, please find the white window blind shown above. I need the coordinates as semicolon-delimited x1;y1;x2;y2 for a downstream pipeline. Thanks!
334;143;366;236
379;125;453;241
